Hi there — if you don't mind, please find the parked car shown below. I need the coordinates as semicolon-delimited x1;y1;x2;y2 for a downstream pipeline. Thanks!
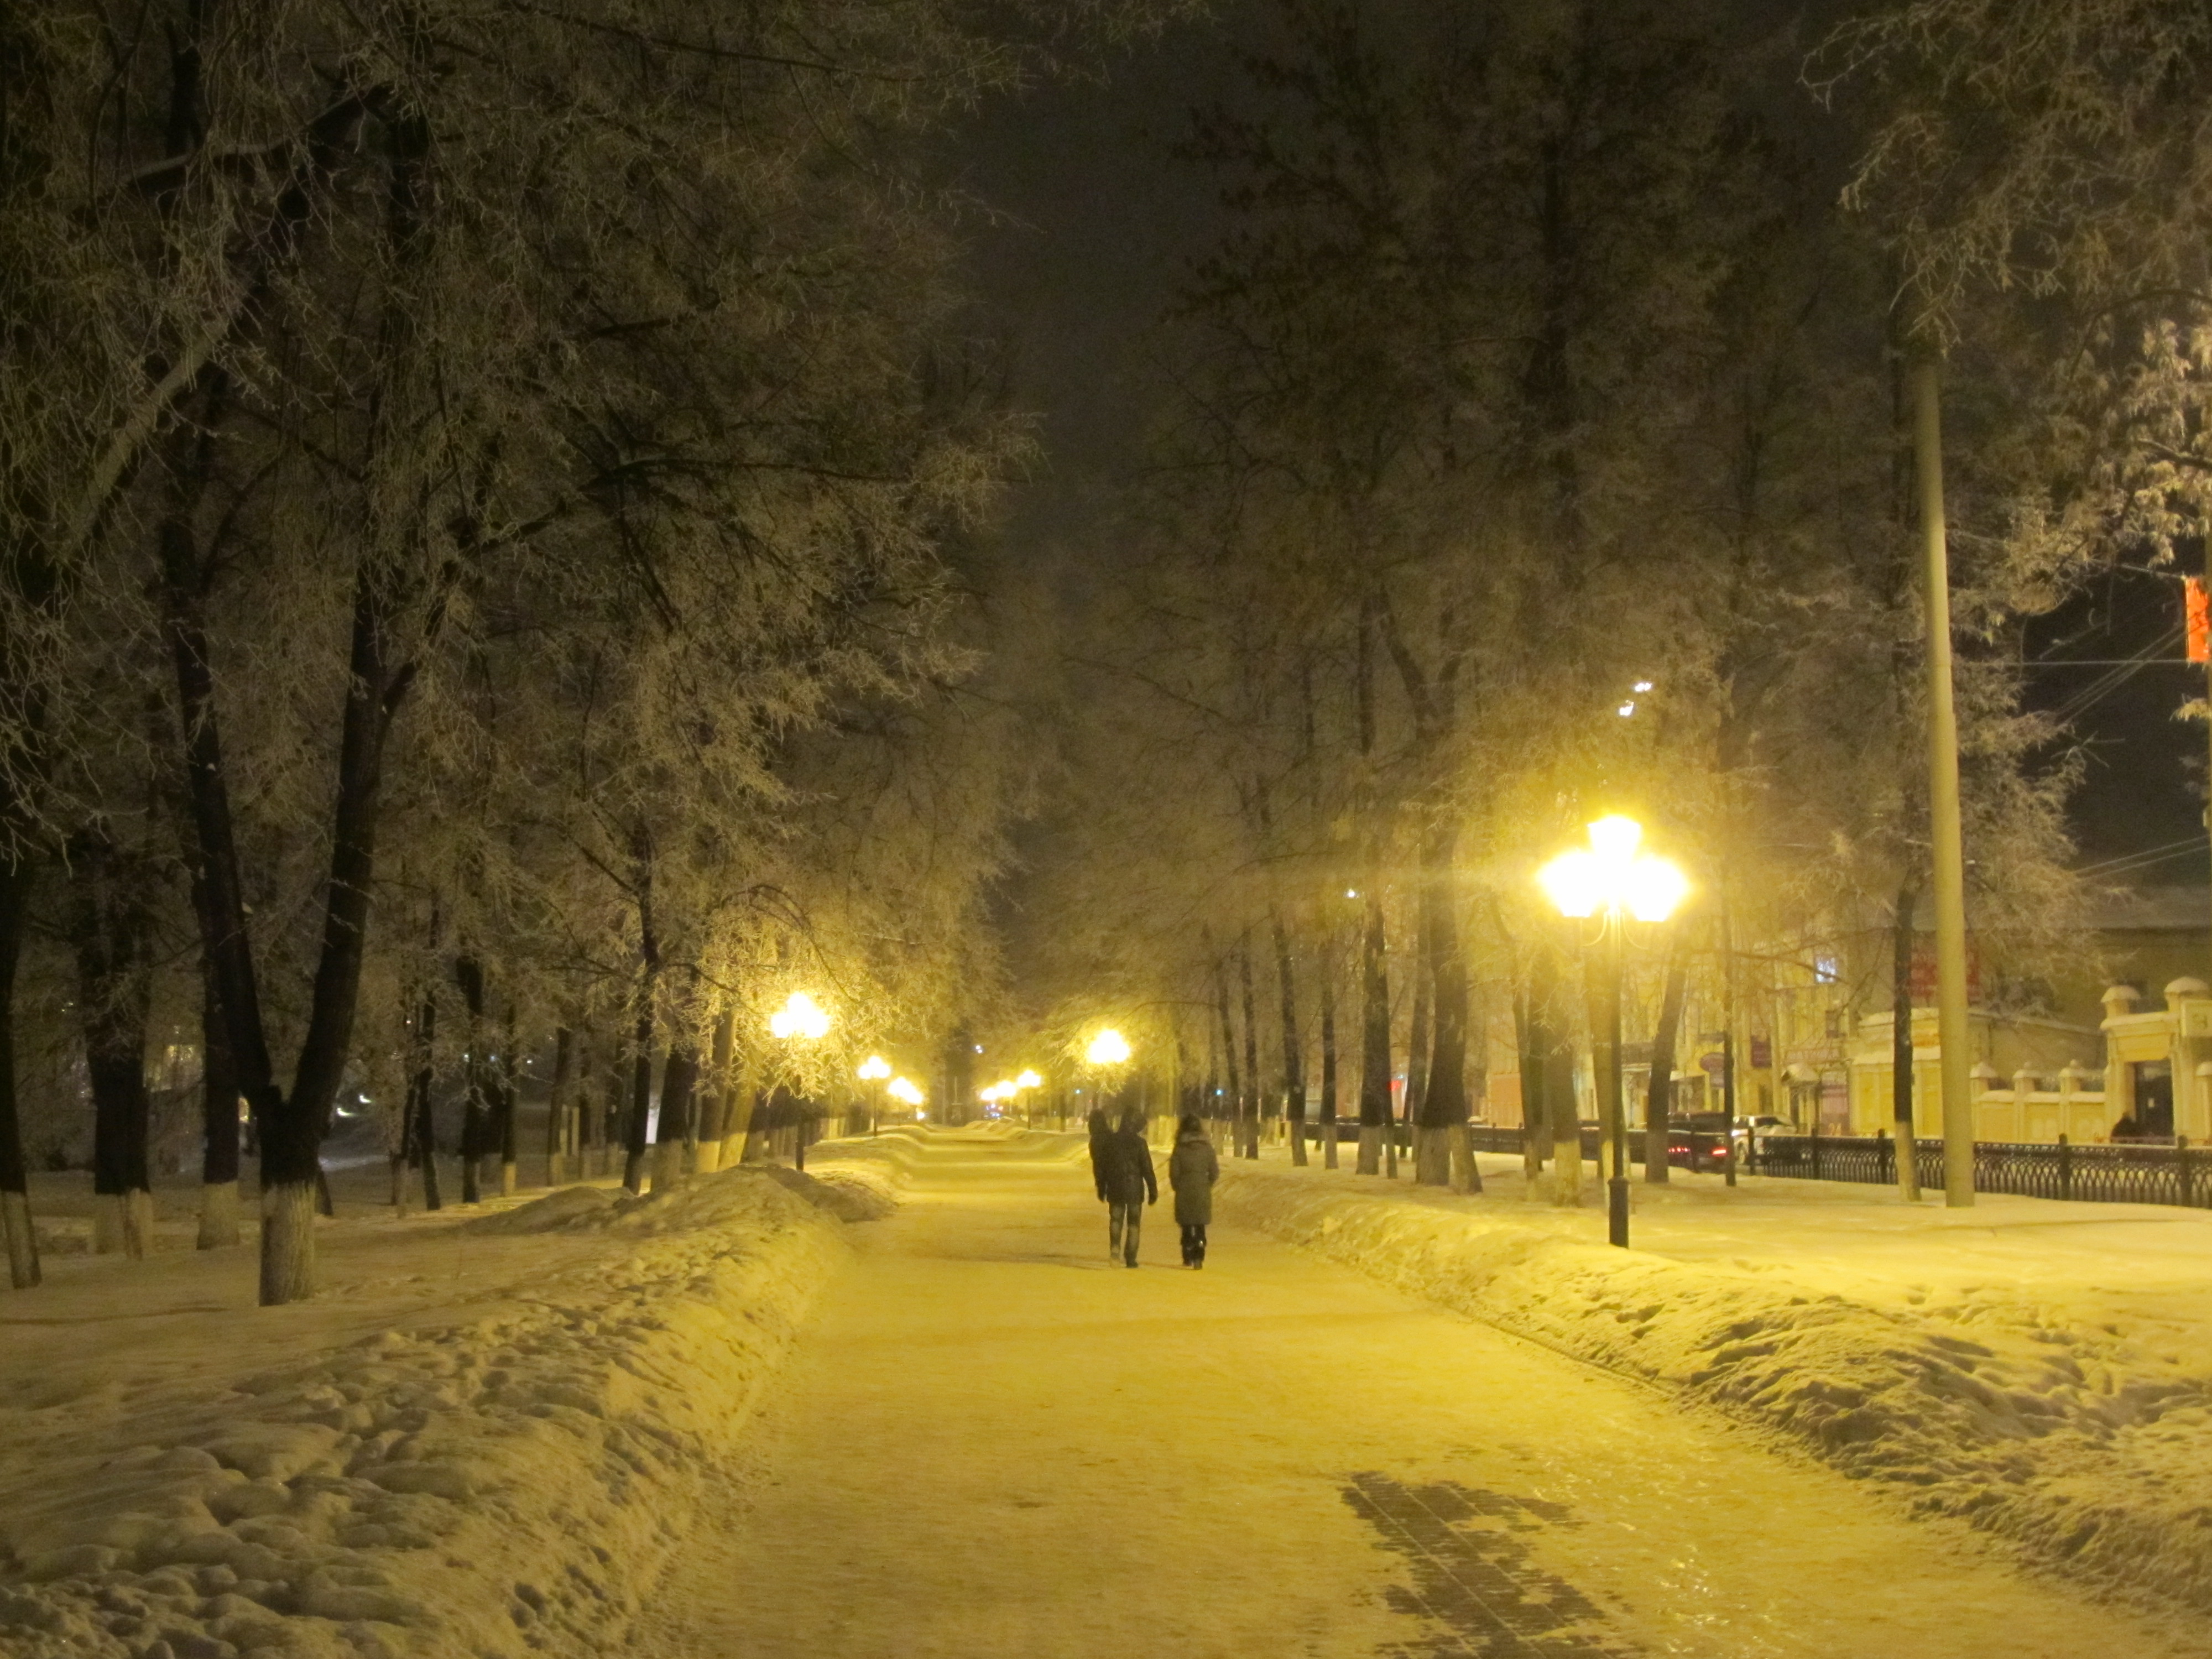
1739;1114;1787;1157
1666;1112;1790;1170
1668;1115;1735;1172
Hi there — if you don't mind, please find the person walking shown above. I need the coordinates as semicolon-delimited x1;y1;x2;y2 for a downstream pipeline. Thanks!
1100;1105;1156;1267
1168;1113;1219;1268
1086;1104;1112;1201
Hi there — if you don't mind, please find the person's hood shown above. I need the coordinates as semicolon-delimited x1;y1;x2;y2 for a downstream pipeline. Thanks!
1175;1129;1211;1145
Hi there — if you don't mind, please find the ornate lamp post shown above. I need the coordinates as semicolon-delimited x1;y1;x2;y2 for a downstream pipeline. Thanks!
1538;816;1689;1249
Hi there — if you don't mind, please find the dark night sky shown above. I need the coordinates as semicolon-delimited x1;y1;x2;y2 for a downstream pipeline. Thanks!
947;13;1247;551
947;7;2208;890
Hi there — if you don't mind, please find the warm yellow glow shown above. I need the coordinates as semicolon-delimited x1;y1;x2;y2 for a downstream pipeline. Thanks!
888;1076;924;1106
1587;815;1643;861
1015;1069;1042;1090
1086;1029;1131;1066
1624;857;1689;924
769;992;832;1041
857;1055;891;1081
1537;849;1604;919
1538;816;1689;924
979;1082;1008;1103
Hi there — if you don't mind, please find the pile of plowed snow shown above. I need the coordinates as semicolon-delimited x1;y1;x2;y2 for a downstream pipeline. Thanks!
1218;1164;2212;1621
0;1166;859;1659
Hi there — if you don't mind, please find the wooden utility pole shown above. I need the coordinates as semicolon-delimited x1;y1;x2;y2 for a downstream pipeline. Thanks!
1911;359;1976;1208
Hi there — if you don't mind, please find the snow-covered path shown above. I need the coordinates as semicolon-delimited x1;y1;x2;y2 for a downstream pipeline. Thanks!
640;1132;2192;1659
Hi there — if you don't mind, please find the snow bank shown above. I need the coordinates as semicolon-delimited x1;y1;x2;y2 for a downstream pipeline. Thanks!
1217;1165;2212;1620
0;1167;858;1658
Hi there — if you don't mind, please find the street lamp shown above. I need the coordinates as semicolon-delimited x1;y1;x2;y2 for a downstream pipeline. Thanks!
1538;815;1689;1249
857;1055;891;1135
768;993;832;1166
888;1076;925;1121
1086;1029;1133;1126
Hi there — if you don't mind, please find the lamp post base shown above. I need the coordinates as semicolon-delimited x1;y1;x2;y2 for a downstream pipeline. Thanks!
1608;1175;1630;1249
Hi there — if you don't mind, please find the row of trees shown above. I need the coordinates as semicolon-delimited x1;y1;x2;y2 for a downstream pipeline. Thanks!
0;0;1188;1303
1009;0;2212;1193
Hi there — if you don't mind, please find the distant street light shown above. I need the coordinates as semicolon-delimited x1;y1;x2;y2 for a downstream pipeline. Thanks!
1538;816;1689;1249
769;993;831;1166
857;1055;891;1135
888;1076;925;1123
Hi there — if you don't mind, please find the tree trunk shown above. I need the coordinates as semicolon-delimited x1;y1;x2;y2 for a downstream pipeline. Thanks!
0;858;40;1288
1643;920;1689;1184
1274;910;1307;1166
165;513;414;1303
722;1051;761;1168
1395;957;1427;1182
1536;945;1583;1203
1515;989;1546;1182
456;957;487;1203
494;1001;519;1196
695;1008;734;1173
196;924;242;1247
654;1041;698;1191
1357;893;1391;1175
623;999;655;1194
1237;931;1261;1159
603;1047;628;1176
1416;823;1474;1192
1892;879;1922;1201
69;828;154;1260
546;1025;573;1187
1212;946;1241;1151
408;984;441;1211
1319;940;1340;1170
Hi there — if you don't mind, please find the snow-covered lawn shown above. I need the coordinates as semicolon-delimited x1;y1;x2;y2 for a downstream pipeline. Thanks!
0;1156;904;1659
1218;1151;2212;1623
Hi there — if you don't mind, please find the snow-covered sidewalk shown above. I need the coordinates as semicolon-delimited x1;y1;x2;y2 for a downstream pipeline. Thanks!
0;1158;898;1659
1218;1151;2212;1622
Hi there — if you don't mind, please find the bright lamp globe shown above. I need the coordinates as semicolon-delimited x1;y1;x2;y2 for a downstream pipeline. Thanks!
1586;815;1644;864
1537;850;1603;918
1087;1030;1131;1066
1625;857;1689;924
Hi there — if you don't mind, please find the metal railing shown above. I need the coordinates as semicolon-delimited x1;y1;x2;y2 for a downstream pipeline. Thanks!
1461;1123;2209;1211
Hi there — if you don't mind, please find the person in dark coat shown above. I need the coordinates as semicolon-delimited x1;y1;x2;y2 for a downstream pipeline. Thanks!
1086;1105;1112;1199
1167;1113;1219;1267
1100;1107;1156;1267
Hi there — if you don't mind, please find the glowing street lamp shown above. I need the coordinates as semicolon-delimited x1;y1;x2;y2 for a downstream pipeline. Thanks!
769;992;832;1042
1086;1029;1131;1067
1538;816;1689;1250
856;1055;891;1136
768;993;831;1167
888;1075;925;1122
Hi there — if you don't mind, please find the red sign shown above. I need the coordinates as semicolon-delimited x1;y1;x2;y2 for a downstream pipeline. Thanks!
2190;577;2210;664
1907;943;1983;1005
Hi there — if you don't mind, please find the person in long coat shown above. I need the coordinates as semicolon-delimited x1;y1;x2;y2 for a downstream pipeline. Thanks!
1100;1107;1156;1267
1167;1113;1219;1268
1086;1105;1112;1199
